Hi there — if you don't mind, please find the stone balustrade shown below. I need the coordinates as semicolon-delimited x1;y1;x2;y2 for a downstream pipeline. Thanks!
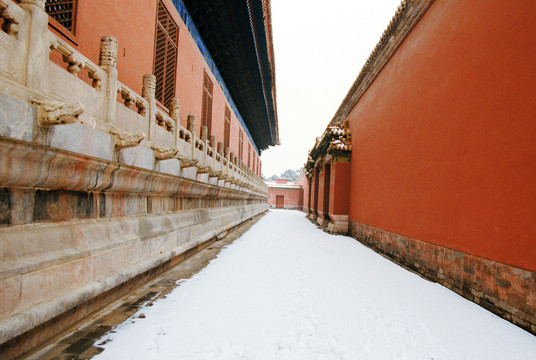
0;0;267;196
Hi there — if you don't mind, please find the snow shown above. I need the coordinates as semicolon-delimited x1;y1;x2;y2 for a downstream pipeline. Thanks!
93;210;536;359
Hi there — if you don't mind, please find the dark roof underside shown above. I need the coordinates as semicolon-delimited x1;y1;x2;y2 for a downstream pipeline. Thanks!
182;0;278;151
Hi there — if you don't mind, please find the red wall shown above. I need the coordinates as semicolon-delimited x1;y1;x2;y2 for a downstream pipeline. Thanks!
296;171;309;212
315;166;325;216
347;0;536;271
73;0;157;96
267;187;303;208
50;0;259;172
329;161;350;216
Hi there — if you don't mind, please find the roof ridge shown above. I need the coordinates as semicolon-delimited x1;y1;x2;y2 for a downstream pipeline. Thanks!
330;0;435;126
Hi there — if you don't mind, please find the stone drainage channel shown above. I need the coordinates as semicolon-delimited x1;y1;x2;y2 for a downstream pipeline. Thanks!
24;213;266;360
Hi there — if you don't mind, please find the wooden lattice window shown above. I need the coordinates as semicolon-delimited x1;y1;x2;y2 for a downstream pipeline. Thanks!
239;129;244;160
224;106;231;148
45;0;76;32
248;143;251;168
154;1;178;108
201;71;213;135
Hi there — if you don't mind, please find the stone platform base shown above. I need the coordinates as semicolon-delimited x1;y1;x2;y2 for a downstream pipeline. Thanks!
0;204;267;357
315;211;329;227
307;211;318;222
349;221;536;335
0;237;216;359
268;205;302;210
326;214;349;234
22;211;266;360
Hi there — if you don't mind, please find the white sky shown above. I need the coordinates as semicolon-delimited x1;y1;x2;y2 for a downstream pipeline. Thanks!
261;0;402;177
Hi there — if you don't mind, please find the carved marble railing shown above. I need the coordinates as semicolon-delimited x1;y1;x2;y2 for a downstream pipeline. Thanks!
47;33;107;123
0;0;29;84
0;0;268;196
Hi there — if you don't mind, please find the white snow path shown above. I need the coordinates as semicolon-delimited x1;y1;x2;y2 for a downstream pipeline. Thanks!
93;210;536;360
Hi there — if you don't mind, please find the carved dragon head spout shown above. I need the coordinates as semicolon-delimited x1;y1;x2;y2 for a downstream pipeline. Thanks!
176;154;198;168
109;129;146;150
209;170;223;178
31;98;85;126
196;165;211;174
151;145;179;160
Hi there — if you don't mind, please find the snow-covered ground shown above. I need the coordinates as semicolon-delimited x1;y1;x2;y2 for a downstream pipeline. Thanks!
93;210;536;359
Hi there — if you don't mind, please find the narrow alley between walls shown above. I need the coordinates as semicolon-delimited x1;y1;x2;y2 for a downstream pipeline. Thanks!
76;211;535;359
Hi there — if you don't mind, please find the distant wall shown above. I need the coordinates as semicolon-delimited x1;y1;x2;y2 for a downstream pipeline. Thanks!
267;186;303;210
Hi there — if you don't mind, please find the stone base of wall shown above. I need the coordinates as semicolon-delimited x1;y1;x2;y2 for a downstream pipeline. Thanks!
268;205;302;210
0;204;267;354
327;214;349;234
0;235;216;359
349;221;536;335
307;211;318;222
316;210;329;227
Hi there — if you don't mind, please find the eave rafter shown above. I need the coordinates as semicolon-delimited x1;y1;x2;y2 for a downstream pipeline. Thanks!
181;0;278;151
305;122;352;175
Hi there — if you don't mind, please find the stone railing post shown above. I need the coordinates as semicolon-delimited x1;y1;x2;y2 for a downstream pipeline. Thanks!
208;135;217;171
223;147;230;184
19;0;48;93
200;125;208;141
187;114;196;134
99;36;118;124
187;114;196;158
142;74;156;141
169;98;180;146
229;152;236;181
200;125;208;166
215;141;224;180
209;135;216;149
169;98;180;120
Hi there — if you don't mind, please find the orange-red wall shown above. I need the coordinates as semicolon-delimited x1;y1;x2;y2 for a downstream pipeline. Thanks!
329;161;350;216
73;0;157;96
51;0;259;171
267;187;303;208
316;165;326;216
296;172;309;211
347;0;536;271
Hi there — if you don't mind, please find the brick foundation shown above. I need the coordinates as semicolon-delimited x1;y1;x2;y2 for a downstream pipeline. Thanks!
349;221;536;335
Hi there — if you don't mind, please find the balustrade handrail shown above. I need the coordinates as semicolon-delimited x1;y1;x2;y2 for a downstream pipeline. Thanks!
47;32;105;89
